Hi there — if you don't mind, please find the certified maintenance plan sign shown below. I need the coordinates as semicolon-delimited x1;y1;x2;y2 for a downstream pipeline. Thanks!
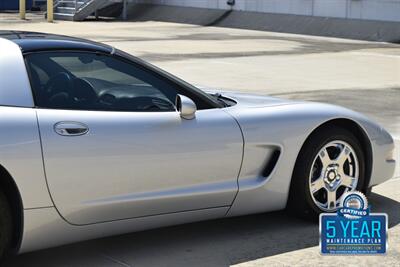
320;191;388;254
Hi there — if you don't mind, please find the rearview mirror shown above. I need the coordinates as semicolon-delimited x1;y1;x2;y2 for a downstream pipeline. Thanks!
176;94;196;120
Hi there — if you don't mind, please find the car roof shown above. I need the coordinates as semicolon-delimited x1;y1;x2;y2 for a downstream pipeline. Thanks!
0;30;113;54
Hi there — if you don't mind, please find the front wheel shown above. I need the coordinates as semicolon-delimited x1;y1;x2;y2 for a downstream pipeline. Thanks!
288;126;366;220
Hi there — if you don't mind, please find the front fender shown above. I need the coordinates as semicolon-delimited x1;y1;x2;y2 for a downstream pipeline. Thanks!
223;101;390;216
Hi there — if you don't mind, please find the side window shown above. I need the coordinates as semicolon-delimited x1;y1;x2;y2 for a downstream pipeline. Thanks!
25;52;178;112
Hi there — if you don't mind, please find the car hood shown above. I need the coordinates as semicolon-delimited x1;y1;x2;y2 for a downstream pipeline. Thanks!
204;90;386;142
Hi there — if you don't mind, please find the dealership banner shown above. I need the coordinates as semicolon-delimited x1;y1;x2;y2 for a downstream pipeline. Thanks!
320;191;388;255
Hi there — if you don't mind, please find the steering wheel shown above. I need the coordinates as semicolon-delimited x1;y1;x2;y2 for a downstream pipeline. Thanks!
71;78;98;107
44;72;74;97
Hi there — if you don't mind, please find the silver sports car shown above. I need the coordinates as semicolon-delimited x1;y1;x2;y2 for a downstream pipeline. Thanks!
0;31;395;257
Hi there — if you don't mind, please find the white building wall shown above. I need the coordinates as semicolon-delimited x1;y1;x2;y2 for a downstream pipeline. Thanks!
130;0;400;22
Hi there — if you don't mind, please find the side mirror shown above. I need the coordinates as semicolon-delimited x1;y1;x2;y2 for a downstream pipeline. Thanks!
176;94;196;120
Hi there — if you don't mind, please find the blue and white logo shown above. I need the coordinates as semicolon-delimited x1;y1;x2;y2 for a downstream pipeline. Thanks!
320;191;388;255
338;191;369;219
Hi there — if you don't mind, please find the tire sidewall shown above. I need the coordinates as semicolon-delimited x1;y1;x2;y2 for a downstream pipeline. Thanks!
0;191;12;260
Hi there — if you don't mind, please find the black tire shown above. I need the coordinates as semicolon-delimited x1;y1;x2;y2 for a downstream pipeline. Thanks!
288;125;366;220
0;191;12;260
365;186;373;197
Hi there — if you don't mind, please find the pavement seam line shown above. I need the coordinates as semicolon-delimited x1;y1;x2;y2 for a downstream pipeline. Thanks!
100;253;132;267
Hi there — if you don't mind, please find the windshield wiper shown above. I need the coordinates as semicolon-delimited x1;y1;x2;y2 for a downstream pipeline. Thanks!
210;93;229;107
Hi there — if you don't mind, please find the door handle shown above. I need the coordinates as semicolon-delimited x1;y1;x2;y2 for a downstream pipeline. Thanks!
54;122;89;136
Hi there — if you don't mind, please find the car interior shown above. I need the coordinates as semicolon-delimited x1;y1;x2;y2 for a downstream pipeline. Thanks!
26;52;178;112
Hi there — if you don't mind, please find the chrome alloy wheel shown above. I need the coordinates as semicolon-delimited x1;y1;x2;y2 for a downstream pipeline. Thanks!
309;140;359;212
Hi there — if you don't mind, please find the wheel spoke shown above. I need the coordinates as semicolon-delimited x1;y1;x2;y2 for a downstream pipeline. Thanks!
335;145;350;166
310;176;325;194
309;140;359;212
327;189;337;209
341;174;355;188
319;148;331;168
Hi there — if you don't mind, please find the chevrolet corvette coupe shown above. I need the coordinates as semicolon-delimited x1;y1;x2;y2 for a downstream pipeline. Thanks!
0;31;395;257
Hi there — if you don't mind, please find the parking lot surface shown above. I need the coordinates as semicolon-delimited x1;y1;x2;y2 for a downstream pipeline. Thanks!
1;12;399;267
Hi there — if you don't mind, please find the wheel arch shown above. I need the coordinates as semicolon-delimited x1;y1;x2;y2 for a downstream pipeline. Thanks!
0;164;23;255
289;118;373;198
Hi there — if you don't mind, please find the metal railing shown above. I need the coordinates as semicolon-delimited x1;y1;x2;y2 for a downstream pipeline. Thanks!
53;0;91;13
51;0;121;21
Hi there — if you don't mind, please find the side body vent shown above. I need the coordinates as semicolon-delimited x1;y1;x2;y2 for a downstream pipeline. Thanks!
261;149;281;178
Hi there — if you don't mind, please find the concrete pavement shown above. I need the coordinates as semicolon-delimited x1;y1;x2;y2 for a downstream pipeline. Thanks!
1;12;399;267
1;13;399;95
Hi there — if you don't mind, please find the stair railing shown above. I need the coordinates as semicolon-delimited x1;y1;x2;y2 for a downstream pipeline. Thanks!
75;0;92;13
53;0;93;14
53;0;62;9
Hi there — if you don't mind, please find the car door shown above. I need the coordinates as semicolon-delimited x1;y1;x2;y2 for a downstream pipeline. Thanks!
26;51;243;225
